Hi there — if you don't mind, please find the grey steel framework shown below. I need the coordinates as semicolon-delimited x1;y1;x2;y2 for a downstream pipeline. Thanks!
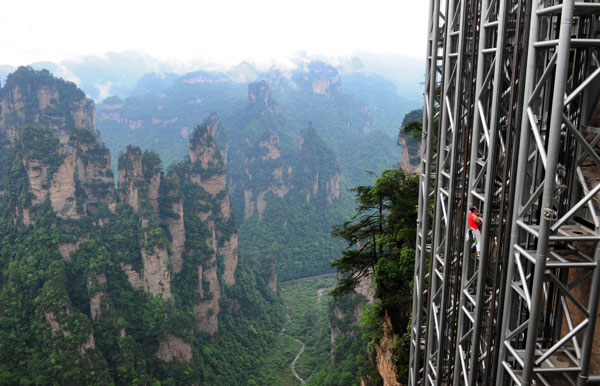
409;0;600;385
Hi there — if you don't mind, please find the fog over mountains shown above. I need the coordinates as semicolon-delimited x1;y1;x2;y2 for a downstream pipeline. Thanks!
0;51;424;103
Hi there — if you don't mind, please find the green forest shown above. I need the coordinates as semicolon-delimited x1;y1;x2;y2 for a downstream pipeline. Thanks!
0;66;422;386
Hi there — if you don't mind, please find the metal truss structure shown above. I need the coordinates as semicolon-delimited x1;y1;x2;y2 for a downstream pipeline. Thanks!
410;1;600;385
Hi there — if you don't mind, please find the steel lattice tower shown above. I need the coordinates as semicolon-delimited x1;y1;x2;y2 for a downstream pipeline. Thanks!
409;1;600;385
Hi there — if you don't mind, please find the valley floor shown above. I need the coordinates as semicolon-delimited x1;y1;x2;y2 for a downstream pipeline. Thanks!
257;276;336;385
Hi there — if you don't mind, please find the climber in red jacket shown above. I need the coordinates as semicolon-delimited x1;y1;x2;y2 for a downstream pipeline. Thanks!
467;205;483;258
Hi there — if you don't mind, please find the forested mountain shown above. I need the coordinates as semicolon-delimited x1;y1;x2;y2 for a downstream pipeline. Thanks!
96;61;420;280
0;62;423;385
0;67;284;385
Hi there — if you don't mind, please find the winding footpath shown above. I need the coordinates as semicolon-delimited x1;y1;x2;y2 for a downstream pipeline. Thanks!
290;338;306;384
282;285;330;385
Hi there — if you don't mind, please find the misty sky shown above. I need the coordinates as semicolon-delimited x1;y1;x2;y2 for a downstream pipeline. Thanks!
2;0;428;68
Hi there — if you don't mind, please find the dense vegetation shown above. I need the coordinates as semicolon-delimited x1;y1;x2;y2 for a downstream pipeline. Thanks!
328;165;420;385
0;68;287;385
239;197;346;280
255;276;336;385
97;61;419;285
0;65;424;385
309;293;380;386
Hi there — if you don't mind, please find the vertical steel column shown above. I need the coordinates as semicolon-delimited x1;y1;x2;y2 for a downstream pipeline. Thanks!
424;0;472;383
409;0;443;384
495;0;540;383
451;0;489;380
452;0;514;383
521;3;575;384
466;0;510;383
498;1;600;385
435;0;472;382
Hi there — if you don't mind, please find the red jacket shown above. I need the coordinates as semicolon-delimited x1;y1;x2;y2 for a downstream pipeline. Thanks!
468;212;480;230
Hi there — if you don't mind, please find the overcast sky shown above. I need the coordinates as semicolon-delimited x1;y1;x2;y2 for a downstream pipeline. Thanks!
1;0;429;68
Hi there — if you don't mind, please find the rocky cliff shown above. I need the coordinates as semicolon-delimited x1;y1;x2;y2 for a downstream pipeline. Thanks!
375;313;403;386
397;109;422;173
295;126;340;204
398;135;420;173
115;114;238;331
294;61;342;98
0;67;239;371
248;80;281;116
0;67;115;221
229;81;341;220
183;114;238;332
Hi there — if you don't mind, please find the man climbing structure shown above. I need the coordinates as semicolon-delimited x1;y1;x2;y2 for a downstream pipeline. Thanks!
467;205;483;258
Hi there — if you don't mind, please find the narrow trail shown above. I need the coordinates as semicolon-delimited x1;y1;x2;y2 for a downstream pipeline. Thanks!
282;286;331;385
281;305;306;385
290;338;306;384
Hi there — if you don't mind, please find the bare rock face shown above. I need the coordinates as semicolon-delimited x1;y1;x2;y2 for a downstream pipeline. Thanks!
184;115;240;332
120;246;172;300
44;309;96;356
156;334;192;363
295;62;342;98
248;80;281;116
240;132;292;219
58;235;88;262
77;333;96;356
120;263;144;290
163;173;186;274
398;135;421;173
88;274;108;320
49;153;78;218
295;127;341;205
258;132;281;160
118;146;161;216
194;265;221;333
140;246;172;299
44;311;63;335
24;159;50;205
0;67;95;147
73;133;116;214
375;313;401;386
118;147;144;211
221;233;238;286
189;113;220;168
244;189;255;218
330;306;345;348
21;129;115;219
355;274;376;305
326;172;340;204
1;68;115;221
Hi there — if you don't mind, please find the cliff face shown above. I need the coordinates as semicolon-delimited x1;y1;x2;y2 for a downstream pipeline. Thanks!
231;81;341;220
375;313;402;386
242;131;290;219
294;126;340;204
0;67;95;146
248;80;280;116
397;135;420;173
0;68;115;221
184;114;238;332
397;109;422;173
0;68;240;374
294;62;342;98
116;114;239;331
